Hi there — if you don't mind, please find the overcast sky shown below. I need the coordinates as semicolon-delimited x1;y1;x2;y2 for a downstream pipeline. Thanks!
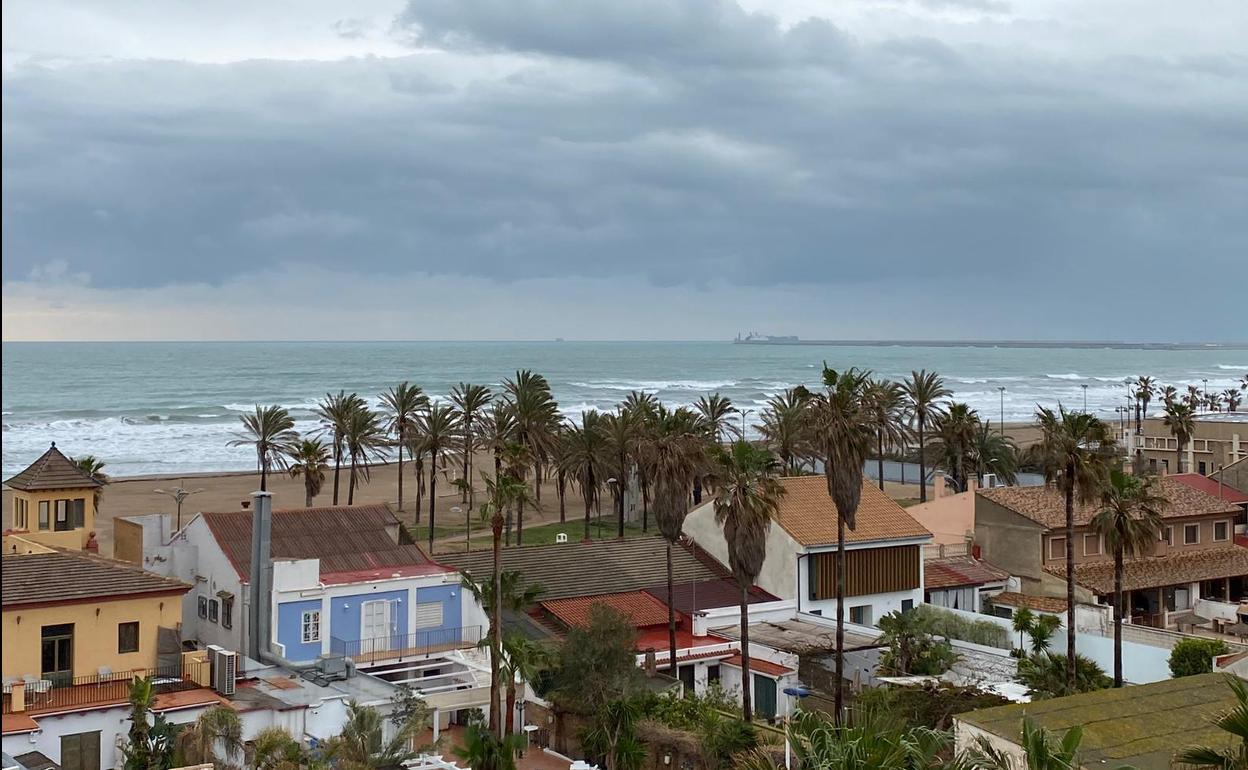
2;0;1245;341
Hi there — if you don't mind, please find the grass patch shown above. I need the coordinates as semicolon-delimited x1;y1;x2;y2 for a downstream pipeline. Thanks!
465;518;652;548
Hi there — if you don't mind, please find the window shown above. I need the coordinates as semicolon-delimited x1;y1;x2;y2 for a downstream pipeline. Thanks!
55;499;70;531
901;599;915;613
198;596;208;619
72;498;85;528
1149;458;1158;472
1215;521;1230;542
1048;537;1066;560
14;498;27;529
1083;533;1102;557
208;599;219;624
221;595;234;629
414;602;444;628
118;622;140;654
1199;461;1208;475
1184;524;1200;545
849;605;871;625
39;500;50;530
1160;526;1174;546
301;610;321;643
707;665;720;684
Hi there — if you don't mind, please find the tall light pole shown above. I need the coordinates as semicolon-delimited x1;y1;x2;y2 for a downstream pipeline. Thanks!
998;387;1006;437
154;485;206;530
1203;378;1209;411
1081;384;1088;413
740;408;753;441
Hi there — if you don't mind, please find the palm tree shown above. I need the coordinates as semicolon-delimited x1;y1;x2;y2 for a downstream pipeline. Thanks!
1164;400;1196;475
804;365;874;724
969;718;1085;770
601;410;639;538
709;441;785;722
251;726;327;770
504;370;559;507
316;391;365;505
1034;404;1115;691
456;722;520;770
1175;676;1248;770
864;380;910;491
639;405;708;674
500;633;551;736
450;383;493;509
735;708;953;770
757;388;810;475
286;439;331;507
973;420;1019;488
228;404;298;492
902;370;952;503
72;455;109;516
343;404;388;505
695;392;740;444
380;382;428;513
1225;389;1243;413
1089;470;1166;687
177;705;243;768
931;402;980;493
416;402;460;552
1135;375;1155;433
621;392;660;531
322;700;420;769
1011;607;1036;652
476;472;538;737
562;410;609;540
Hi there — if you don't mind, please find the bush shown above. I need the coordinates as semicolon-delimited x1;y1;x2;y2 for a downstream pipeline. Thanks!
913;604;1011;649
1015;652;1111;699
854;683;1009;731
1169;638;1230;677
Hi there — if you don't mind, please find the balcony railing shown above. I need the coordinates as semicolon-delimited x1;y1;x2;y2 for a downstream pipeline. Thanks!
330;625;482;665
2;660;208;715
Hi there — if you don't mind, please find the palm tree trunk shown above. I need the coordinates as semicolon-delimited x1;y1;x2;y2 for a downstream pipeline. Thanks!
462;424;472;504
332;441;342;505
505;678;517;736
1064;464;1076;692
489;513;503;737
618;457;626;538
414;455;424;523
516;498;524;546
260;458;268;492
834;513;846;725
739;582;753;723
348;455;357;505
533;460;542;503
584;491;592;541
305;479;313;508
557;470;567;523
1113;541;1124;687
397;431;406;512
918;416;928;503
667;542;678;673
641;475;649;533
877;431;885;491
428;452;438;553
1176;437;1184;475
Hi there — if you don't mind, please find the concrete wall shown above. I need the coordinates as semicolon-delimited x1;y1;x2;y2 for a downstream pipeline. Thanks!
683;500;798;600
974;496;1044;586
907;489;976;548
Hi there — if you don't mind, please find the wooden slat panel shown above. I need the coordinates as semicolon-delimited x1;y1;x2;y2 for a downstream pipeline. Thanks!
810;546;919;599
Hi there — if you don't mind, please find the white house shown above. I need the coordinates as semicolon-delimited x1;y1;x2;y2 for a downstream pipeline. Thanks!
684;476;933;627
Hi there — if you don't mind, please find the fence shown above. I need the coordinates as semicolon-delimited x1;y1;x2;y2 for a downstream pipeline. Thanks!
2;660;209;715
331;625;482;665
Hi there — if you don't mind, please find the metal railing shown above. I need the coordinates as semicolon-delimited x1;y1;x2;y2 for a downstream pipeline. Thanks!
2;661;208;715
330;625;482;665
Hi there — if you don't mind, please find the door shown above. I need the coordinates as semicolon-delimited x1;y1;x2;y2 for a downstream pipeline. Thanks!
753;674;777;720
41;623;74;686
61;730;101;770
361;600;392;652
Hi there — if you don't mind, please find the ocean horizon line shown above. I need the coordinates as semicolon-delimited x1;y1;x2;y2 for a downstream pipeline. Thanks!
4;338;1247;349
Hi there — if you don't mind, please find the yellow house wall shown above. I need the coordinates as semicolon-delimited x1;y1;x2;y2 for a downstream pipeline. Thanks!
1;592;184;680
9;487;97;550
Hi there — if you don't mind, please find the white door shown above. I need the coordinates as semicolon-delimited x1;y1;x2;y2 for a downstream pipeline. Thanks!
1174;588;1191;611
361;600;392;652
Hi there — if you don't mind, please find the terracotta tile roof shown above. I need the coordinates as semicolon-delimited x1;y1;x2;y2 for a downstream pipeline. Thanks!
1046;546;1248;595
1;714;40;735
643;579;778;615
198;504;446;581
722;654;793;677
1170;474;1248;504
772;476;931;547
3;443;102;491
978;476;1241;530
439;536;725;600
541;591;672;629
924;555;1010;589
1;549;190;607
989;591;1068;614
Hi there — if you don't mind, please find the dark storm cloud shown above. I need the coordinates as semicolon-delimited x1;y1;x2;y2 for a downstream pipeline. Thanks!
2;0;1246;338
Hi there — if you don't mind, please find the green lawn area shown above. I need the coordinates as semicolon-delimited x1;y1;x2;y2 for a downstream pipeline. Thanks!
465;518;652;548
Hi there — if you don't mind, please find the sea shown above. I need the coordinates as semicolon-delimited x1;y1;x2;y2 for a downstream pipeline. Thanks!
2;341;1245;478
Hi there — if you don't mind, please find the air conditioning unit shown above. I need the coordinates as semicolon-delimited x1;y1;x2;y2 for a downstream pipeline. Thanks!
209;647;238;696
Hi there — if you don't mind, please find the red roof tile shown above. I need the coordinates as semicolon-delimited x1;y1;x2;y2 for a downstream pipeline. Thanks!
980;477;1240;529
642;579;778;615
924;556;1010;590
989;592;1068;614
541;591;671;629
772;476;932;546
1170;474;1248;504
722;654;793;677
2;713;40;735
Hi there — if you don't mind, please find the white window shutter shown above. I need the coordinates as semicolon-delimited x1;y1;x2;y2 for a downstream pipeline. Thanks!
414;602;443;628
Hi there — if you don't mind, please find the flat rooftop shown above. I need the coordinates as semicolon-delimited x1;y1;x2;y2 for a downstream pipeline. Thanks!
715;617;881;654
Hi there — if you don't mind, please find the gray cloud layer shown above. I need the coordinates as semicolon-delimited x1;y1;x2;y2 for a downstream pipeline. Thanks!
2;0;1246;339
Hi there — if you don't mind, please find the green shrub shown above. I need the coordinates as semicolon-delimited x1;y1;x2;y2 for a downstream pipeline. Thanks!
1169;638;1230;677
913;604;1011;649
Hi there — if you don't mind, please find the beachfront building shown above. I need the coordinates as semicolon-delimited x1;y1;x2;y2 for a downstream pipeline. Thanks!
1213;457;1248;496
3;443;102;552
683;476;933;626
975;478;1248;629
1129;413;1247;476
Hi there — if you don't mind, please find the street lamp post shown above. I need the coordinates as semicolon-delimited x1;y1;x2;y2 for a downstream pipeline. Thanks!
1081;384;1088;413
1203;378;1209;411
998;387;1006;436
153;485;206;531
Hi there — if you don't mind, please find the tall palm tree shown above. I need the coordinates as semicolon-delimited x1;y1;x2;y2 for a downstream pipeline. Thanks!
757;388;810;475
416;402;460;552
1175;676;1248;770
476;471;538;737
1225;389;1243;413
228;404;298;492
177;705;243;768
1135;375;1155;434
1034;404;1115;691
322;700;420;769
695;392;740;444
1162;384;1179;408
864;380;910;491
251;726;327;770
482;401;518;483
621;391;660;531
601;410;639;538
450;383;494;509
972;420;1019;488
343;404;388;505
1164;400;1196;475
561;410;609;540
286;439;331;507
1089;470;1166;687
902;370;952;503
380;382;428;513
639;405;708;674
315;391;365;505
805;365;873;724
709;441;785;722
73;455;109;516
500;633;551;736
931;402;979;493
504;370;559;507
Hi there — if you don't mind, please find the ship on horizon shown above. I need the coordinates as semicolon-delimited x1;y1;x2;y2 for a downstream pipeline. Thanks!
734;332;800;343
